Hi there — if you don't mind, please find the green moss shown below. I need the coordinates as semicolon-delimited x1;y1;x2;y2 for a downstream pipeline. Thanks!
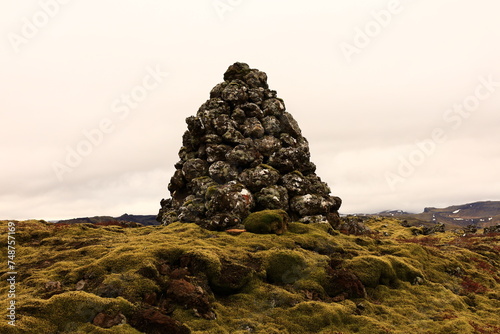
205;185;219;199
387;256;423;283
435;318;475;334
3;217;499;334
244;210;288;235
18;291;134;333
287;222;310;234
96;272;158;301
293;278;327;296
94;248;154;273
310;222;338;235
273;301;349;333
74;263;108;282
153;244;187;263
264;249;307;284
183;247;222;279
346;255;397;288
259;163;278;173
290;170;304;177
72;323;142;333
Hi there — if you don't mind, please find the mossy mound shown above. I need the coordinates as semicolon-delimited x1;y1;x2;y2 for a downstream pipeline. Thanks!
1;218;499;333
243;209;289;234
345;255;423;288
9;291;138;334
264;249;307;284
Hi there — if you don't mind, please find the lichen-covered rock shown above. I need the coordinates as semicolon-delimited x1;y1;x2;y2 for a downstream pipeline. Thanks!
240;102;264;118
226;143;263;167
306;174;331;195
412;222;446;236
221;80;248;103
223;62;251;81
209;161;238;184
178;198;206;223
210;81;228;99
254;135;282;157
206;182;254;224
290;194;332;217
166;279;215;320
222;127;245;144
299;215;328;224
262;116;281;135
93;312;126;328
168;169;185;192
199;97;231;115
182;159;208;182
157;62;341;231
213;114;235;136
206;144;232;163
238;164;280;192
282;171;311;196
268;147;296;173
463;225;478;234
202;213;241;231
243;69;268;89
484;224;500;234
130;307;192;334
189;176;217;198
202;133;222;145
186;115;205;136
262;98;286;116
254;185;289;211
248;87;265;104
280;132;297;147
241;117;265;138
279;112;302;138
332;215;370;235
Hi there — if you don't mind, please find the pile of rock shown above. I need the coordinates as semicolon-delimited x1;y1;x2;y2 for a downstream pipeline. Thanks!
157;62;341;231
484;224;500;234
411;222;446;236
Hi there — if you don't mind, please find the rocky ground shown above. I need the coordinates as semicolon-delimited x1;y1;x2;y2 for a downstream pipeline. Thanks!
1;217;499;334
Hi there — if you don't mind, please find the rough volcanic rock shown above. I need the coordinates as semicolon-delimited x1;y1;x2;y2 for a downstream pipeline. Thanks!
157;62;341;231
166;279;215;320
92;312;126;328
484;224;500;234
129;308;191;334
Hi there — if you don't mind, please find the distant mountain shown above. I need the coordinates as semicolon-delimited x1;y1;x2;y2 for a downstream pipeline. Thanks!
56;214;159;226
116;214;159;226
52;201;500;230
378;210;413;216
375;201;500;229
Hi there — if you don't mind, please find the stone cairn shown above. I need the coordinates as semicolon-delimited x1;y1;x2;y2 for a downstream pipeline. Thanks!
157;62;341;231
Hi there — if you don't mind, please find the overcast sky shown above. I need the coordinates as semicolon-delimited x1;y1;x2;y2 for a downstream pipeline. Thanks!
1;0;499;220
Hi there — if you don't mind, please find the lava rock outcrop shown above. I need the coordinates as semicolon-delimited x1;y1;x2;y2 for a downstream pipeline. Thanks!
157;62;341;231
